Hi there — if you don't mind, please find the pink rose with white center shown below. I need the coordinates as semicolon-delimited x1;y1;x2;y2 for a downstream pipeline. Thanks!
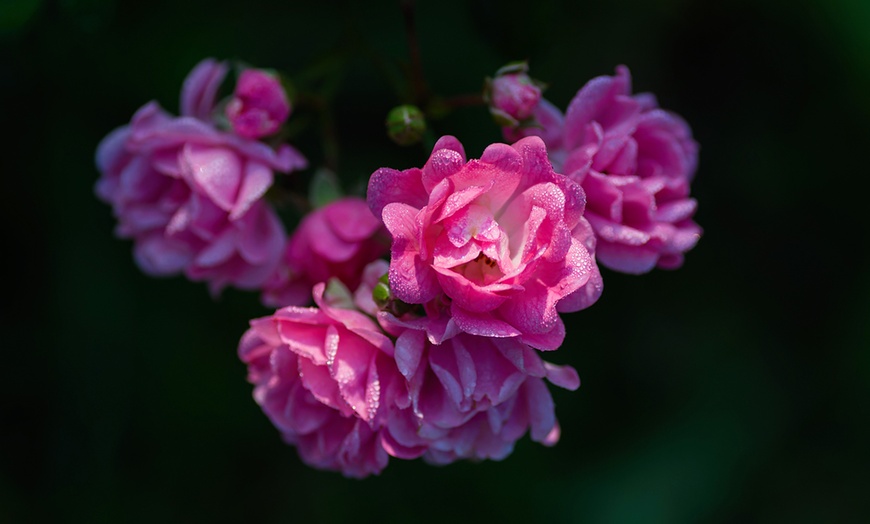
95;58;307;294
506;65;701;273
226;69;291;139
368;135;603;350
261;197;388;308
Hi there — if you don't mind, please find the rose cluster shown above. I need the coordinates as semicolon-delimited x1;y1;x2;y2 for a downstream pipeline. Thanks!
96;59;700;477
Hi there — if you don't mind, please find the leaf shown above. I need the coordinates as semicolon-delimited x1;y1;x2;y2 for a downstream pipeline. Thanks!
309;167;342;209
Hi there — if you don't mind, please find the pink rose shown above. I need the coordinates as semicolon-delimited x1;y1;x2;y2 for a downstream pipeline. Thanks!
261;197;389;308
377;304;578;464
506;65;701;273
239;280;417;478
226;69;291;139
368;135;603;350
95;59;307;294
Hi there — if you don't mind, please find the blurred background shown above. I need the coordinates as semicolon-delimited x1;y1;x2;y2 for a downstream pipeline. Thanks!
2;0;868;522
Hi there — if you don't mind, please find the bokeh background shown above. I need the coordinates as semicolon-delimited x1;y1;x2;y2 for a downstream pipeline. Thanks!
2;0;869;522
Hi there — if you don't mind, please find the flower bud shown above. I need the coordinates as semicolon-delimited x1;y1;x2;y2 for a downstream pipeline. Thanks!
385;105;426;146
372;273;391;309
226;69;291;139
486;62;542;127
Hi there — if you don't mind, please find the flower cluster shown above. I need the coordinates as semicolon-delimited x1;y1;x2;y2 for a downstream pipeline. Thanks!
96;58;700;477
240;260;578;477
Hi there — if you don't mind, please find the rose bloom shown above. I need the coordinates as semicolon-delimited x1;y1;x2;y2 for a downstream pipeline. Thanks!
368;135;602;350
506;65;701;273
95;58;306;294
261;197;388;308
239;279;420;478
371;296;577;464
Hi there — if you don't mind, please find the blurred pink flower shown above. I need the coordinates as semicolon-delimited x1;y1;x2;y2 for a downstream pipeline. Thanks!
95;58;307;294
506;65;701;273
262;197;388;308
226;69;291;139
368;135;602;350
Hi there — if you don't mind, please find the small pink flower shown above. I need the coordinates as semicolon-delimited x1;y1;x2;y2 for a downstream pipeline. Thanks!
239;280;414;478
489;66;542;125
505;66;701;273
368;135;602;350
226;69;291;139
262;197;389;308
95;59;307;294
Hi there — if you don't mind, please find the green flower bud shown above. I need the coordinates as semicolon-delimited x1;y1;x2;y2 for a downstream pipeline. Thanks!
385;105;426;146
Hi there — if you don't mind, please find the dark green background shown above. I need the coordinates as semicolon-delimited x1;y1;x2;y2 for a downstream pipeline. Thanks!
2;0;868;522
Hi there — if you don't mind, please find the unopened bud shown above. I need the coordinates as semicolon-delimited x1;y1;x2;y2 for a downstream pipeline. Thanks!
485;62;542;127
385;105;426;146
372;281;391;309
226;69;291;139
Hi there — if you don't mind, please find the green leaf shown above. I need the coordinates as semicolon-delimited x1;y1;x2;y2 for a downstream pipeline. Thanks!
309;168;342;209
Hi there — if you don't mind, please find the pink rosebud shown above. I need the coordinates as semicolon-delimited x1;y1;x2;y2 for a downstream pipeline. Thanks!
368;135;603;350
226;69;291;139
489;64;542;125
261;197;389;307
504;65;701;273
95;58;307;295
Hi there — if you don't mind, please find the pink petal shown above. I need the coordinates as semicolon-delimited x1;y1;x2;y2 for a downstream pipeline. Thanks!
236;202;285;266
367;167;426;219
422;147;466;193
451;307;521;338
595;240;660;274
654;198;698;223
543;362;580;390
518;316;566;351
180;58;229;121
324;198;381;242
181;144;242;212
230;160;273;220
